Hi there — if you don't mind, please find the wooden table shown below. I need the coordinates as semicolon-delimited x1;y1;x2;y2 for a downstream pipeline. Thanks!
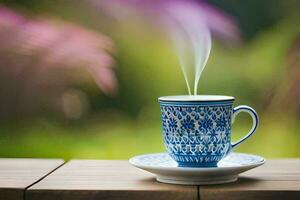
0;158;63;200
0;158;299;200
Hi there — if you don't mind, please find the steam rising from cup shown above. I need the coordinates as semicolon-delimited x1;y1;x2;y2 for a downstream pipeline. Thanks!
163;1;212;95
89;0;240;95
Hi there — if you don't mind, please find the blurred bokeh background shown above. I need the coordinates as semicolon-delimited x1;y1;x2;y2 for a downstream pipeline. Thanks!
0;0;299;160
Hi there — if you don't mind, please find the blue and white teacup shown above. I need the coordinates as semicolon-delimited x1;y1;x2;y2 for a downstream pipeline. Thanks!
158;95;258;167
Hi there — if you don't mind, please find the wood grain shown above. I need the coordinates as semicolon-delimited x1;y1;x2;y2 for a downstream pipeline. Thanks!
26;160;197;200
0;158;64;200
200;159;300;200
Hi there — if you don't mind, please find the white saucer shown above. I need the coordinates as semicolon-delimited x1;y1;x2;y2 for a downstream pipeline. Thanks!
129;152;265;185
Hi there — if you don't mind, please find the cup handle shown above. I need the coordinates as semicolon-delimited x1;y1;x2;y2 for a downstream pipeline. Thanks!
231;105;259;149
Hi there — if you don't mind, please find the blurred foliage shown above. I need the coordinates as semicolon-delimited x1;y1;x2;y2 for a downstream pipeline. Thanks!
0;0;299;159
0;114;299;159
210;0;300;40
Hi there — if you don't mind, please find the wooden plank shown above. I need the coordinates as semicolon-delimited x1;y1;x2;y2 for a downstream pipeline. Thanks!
0;158;64;200
200;159;300;200
26;160;197;200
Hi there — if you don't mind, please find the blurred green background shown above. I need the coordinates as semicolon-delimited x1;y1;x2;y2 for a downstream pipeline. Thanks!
0;0;299;160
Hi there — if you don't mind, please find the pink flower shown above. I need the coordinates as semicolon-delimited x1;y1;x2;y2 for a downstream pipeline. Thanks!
0;6;118;118
0;7;117;96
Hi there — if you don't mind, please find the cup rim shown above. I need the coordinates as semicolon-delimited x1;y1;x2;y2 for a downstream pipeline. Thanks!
158;95;235;102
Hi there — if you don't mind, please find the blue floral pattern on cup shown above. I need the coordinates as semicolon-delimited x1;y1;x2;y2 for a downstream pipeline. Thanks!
159;96;259;168
161;104;232;167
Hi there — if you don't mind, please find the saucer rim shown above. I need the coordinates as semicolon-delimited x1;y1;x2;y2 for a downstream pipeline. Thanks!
129;152;266;171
